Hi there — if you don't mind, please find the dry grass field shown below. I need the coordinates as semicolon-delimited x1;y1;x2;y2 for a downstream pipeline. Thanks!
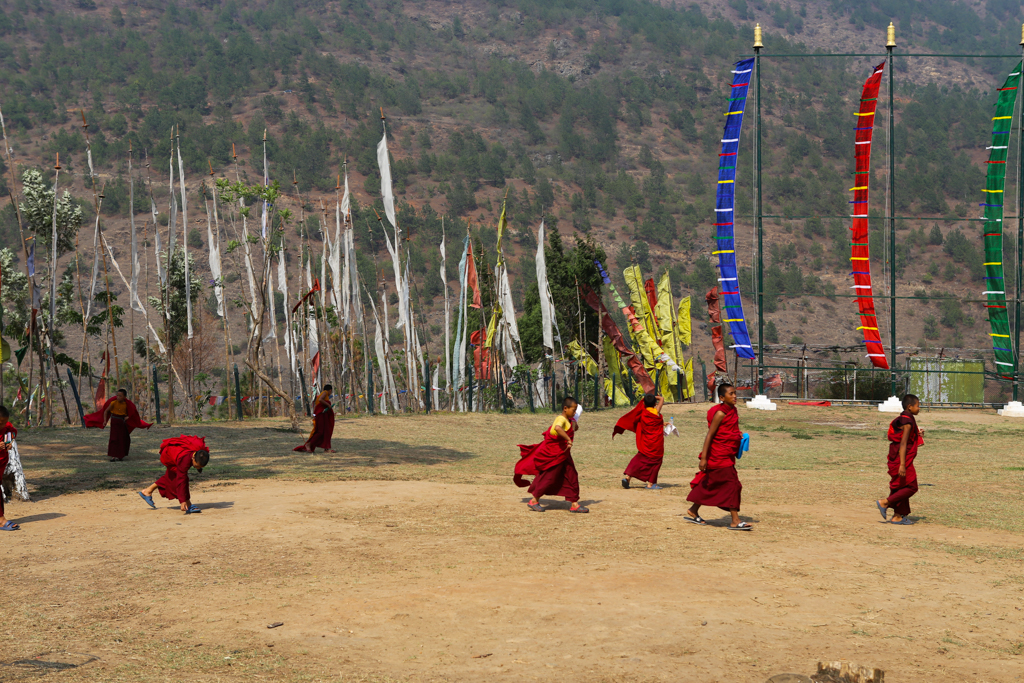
2;402;1023;682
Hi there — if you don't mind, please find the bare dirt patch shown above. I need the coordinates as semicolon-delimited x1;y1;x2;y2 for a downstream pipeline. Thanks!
2;404;1022;682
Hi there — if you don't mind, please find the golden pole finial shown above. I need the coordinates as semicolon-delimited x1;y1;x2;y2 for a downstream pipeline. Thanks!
54;152;60;170
753;23;763;49
886;22;896;48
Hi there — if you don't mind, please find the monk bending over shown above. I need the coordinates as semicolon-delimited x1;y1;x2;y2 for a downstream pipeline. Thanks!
139;435;210;515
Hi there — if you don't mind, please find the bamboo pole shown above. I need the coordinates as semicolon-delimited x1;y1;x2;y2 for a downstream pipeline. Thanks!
209;164;232;420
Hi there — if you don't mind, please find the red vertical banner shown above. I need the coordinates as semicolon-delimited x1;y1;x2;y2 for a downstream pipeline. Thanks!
850;62;889;369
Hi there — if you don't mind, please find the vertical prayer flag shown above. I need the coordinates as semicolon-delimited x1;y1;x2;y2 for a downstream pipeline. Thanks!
713;57;755;359
850;62;889;369
981;61;1022;377
467;241;482;309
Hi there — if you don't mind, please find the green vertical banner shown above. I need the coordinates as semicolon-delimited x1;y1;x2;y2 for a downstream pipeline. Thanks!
982;61;1022;378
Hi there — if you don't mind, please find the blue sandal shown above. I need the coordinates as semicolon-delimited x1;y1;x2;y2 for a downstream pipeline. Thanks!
569;505;589;513
139;492;156;509
646;484;663;490
621;478;630;489
185;505;202;514
0;520;19;530
876;500;889;521
527;503;545;512
684;514;706;525
890;517;915;525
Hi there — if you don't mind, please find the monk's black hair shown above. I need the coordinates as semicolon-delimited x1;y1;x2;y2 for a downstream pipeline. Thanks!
194;450;210;470
717;383;735;398
117;388;128;396
643;393;657;408
902;394;919;409
323;384;333;393
0;404;8;419
562;396;578;410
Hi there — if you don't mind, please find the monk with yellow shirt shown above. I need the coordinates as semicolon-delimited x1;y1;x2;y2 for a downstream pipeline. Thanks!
84;388;151;461
513;397;588;513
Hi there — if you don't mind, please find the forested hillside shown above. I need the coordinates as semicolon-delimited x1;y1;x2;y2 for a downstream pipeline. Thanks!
0;0;1022;399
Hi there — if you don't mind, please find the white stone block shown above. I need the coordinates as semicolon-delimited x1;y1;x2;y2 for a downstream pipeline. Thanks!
997;401;1024;417
878;396;903;413
747;394;777;411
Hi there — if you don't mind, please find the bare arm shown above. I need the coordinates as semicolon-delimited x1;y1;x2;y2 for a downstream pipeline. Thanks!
698;411;726;472
898;424;911;478
102;401;112;426
655;395;664;414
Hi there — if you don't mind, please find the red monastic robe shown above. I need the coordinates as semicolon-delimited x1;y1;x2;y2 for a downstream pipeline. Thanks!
687;403;743;510
884;411;923;515
294;395;335;452
0;421;15;517
155;435;207;503
614;403;665;484
514;420;580;503
84;398;151;461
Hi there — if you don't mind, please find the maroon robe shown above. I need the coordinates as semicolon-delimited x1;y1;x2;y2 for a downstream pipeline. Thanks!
84;398;151;461
885;411;922;516
155;435;207;503
614;403;665;484
0;422;14;517
294;396;334;452
687;403;743;511
514;420;580;503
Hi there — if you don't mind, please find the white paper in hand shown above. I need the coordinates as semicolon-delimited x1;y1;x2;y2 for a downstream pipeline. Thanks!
663;422;679;437
574;404;583;421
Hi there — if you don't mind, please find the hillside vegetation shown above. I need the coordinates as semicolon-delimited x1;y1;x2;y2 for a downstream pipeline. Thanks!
0;0;1021;391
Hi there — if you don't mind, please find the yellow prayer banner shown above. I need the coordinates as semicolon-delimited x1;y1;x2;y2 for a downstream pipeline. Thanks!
677;296;692;346
567;339;598;375
685;357;695;399
484;310;498;348
603;378;632;406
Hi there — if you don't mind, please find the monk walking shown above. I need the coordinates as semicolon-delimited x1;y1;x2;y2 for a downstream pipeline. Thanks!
0;405;19;531
84;389;151;461
876;394;923;525
294;384;335;453
686;384;750;530
614;394;665;490
514;397;588;513
138;435;210;515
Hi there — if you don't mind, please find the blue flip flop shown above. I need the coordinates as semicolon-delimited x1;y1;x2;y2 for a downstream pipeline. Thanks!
0;520;19;530
185;505;202;514
621;478;630;489
891;517;915;525
646;484;663;490
138;492;156;509
876;500;888;521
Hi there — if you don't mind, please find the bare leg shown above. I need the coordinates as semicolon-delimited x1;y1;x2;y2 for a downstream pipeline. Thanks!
142;482;159;496
729;509;741;527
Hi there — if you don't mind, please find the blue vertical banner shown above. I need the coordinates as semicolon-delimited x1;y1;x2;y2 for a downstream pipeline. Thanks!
713;57;755;360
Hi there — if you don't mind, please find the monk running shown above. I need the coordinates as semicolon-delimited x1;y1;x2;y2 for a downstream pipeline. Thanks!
294;384;335;453
686;384;750;530
138;435;210;514
876;393;923;525
614;393;665;490
84;389;151;461
0;405;19;531
514;397;588;513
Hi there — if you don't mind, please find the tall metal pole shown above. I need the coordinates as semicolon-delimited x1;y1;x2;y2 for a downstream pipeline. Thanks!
1015;24;1024;401
886;23;897;396
753;24;765;395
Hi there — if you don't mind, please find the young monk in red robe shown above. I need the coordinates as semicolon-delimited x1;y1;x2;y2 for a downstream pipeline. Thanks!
294;384;335;453
514;397;588;513
876;394;923;525
614;394;665;490
138;435;210;514
686;384;751;530
0;405;19;531
84;389;151;461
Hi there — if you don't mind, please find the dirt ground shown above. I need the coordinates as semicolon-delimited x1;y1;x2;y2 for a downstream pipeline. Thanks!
2;403;1024;682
